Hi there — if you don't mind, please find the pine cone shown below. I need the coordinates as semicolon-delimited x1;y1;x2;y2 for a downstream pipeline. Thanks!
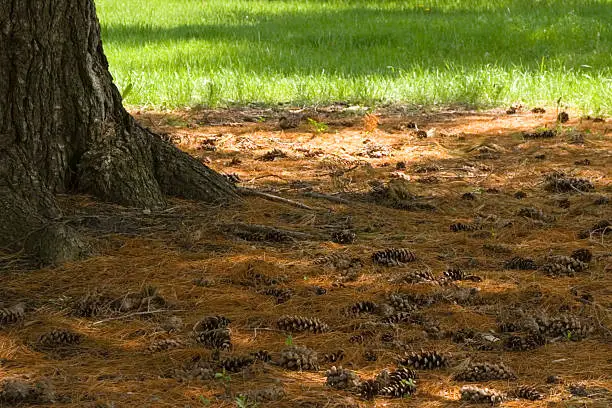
503;256;538;270
37;329;82;348
546;255;588;272
72;291;112;317
570;248;592;263
276;315;329;333
372;248;416;266
578;219;611;239
541;263;576;277
383;311;414;324
0;378;54;404
314;253;362;270
544;172;594;193
260;287;293;304
323;350;344;363
460;385;505;404
325;366;360;390
193;315;231;332
536;315;593;339
387;294;418;312
348;301;378;315
0;303;25;328
358;379;380;400
514;385;544;400
376;367;418;397
278;346;319;371
517;207;555;223
219;355;255;372
147;338;184;353
239;386;286;403
195;328;231;350
250;350;272;362
450;222;480;232
504;333;546;351
396;270;436;284
331;230;356;244
442;267;465;281
497;322;521;333
454;362;516;381
171;361;215;382
398;350;449;369
364;350;377;361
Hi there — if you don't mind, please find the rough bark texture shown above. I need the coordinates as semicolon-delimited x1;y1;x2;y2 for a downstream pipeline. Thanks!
0;0;236;263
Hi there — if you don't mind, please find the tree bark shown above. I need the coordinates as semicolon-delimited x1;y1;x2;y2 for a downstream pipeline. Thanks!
0;0;237;263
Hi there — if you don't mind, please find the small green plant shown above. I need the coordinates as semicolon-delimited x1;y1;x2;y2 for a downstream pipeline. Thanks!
566;330;573;341
235;395;257;408
307;117;328;134
199;395;211;406
285;334;293;346
120;82;133;99
214;368;231;382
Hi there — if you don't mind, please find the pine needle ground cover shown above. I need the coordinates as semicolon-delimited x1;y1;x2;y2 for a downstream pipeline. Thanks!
1;107;610;407
97;0;612;113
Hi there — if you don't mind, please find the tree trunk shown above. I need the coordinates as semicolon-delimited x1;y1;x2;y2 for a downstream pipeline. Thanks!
0;0;237;264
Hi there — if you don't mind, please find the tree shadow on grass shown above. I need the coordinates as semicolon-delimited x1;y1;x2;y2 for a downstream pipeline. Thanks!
101;1;612;76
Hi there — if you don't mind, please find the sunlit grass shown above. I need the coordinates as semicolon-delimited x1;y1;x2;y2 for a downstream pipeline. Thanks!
97;0;612;113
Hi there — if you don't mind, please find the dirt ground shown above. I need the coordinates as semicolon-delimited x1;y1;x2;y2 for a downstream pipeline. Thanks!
1;105;611;407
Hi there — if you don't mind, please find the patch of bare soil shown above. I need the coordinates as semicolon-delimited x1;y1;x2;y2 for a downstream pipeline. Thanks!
1;106;610;407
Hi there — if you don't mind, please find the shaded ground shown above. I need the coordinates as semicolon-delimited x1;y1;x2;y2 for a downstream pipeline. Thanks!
0;106;610;407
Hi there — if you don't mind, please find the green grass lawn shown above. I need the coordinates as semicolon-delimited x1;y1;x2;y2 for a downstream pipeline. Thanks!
97;0;612;113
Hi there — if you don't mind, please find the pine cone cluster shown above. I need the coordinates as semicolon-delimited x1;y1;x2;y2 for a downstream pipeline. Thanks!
517;207;555;223
372;248;417;266
37;329;82;348
460;385;505;404
535;315;593;339
398;350;449;369
238;386;286;403
193;315;231;332
147;338;185;353
195;328;231;350
279;346;319;371
544;172;594;193
387;294;419;312
348;301;378;315
276;315;329;333
0;378;54;404
331;230;356;244
523;129;556;139
219;355;255;372
454;362;516;381
0;303;25;328
503;256;538;270
450;222;481;232
325;366;361;390
514;385;544;400
504;333;546;351
570;248;592;263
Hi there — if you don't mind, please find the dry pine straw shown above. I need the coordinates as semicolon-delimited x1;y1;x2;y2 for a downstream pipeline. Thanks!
0;107;611;407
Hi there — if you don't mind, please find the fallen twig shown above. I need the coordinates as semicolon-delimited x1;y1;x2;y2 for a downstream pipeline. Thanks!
237;187;316;210
92;309;185;325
